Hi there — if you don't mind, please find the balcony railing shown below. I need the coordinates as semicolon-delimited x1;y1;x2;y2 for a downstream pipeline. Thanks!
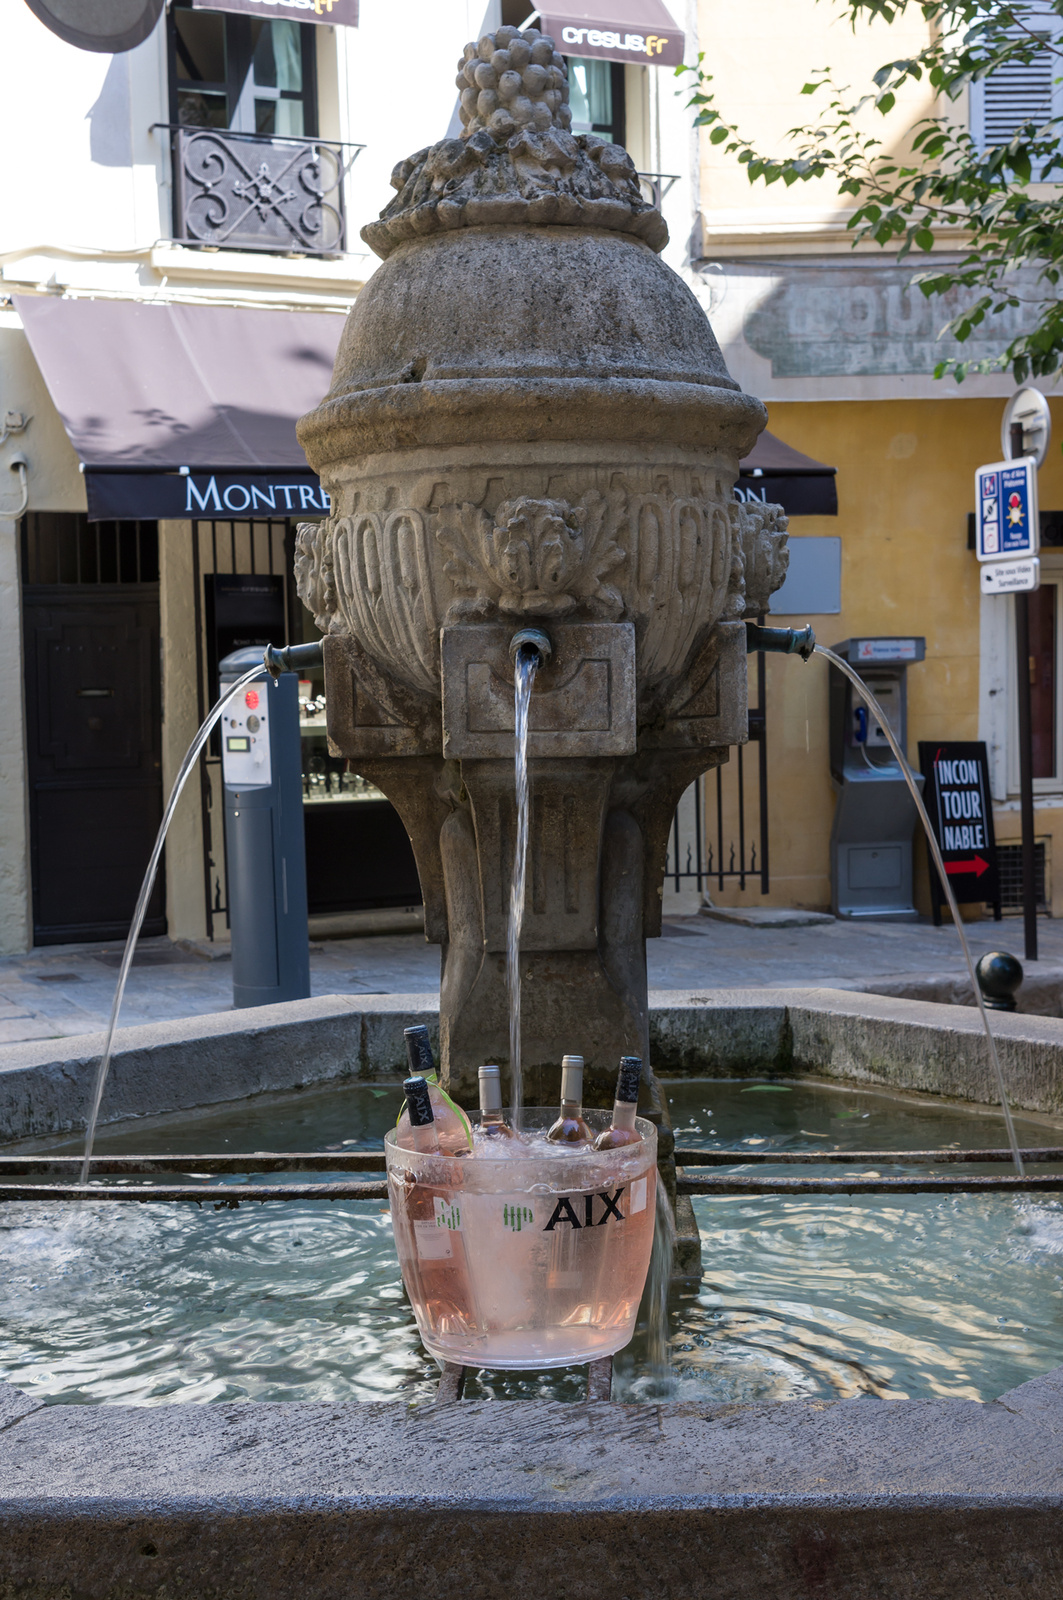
636;171;679;211
158;125;363;256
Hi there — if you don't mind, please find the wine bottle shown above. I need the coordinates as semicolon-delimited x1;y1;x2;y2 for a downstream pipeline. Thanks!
546;1055;593;1144
396;1025;472;1154
593;1056;643;1149
403;1074;440;1153
475;1064;516;1141
392;1076;482;1343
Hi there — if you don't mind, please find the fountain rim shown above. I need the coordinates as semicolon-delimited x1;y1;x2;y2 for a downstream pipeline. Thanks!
298;378;767;469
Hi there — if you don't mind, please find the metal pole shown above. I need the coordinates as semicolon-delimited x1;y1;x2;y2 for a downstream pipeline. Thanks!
1007;422;1038;962
1015;588;1038;960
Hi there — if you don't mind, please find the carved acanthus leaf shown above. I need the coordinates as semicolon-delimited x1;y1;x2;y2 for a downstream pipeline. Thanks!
434;494;625;623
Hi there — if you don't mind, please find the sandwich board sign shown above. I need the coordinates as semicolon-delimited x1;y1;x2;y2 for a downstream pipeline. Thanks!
975;458;1039;562
918;741;1001;922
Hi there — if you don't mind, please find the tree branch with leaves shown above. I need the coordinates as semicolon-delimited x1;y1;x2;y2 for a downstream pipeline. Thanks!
680;1;1063;381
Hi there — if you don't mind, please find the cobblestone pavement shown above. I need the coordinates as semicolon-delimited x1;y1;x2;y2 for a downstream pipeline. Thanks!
1;912;1060;1046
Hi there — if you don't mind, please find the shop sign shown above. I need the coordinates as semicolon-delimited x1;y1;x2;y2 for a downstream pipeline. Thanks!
85;469;329;522
190;0;358;25
975;458;1039;562
852;638;922;663
539;8;683;65
917;741;1000;910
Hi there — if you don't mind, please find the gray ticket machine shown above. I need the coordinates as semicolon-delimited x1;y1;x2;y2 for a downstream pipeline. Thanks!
219;648;310;1007
829;637;926;920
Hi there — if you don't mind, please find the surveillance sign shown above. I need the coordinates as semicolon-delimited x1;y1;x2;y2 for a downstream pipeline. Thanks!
975;458;1039;562
980;556;1041;595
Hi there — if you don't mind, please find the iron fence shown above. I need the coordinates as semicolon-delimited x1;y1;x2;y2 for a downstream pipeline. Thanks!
665;642;770;897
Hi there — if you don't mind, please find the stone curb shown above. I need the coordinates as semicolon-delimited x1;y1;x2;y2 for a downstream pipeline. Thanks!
0;1372;1061;1597
3;987;1063;1143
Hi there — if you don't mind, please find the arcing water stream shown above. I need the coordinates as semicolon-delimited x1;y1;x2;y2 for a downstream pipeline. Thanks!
815;645;1025;1176
78;665;267;1185
507;643;541;1130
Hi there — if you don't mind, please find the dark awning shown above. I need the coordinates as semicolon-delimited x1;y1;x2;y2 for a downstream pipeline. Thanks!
736;429;838;517
15;295;344;520
191;0;359;26
539;0;683;67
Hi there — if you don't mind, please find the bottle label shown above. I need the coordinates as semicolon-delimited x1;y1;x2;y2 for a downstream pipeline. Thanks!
502;1203;534;1232
414;1221;453;1259
629;1177;648;1215
413;1197;462;1259
433;1196;462;1230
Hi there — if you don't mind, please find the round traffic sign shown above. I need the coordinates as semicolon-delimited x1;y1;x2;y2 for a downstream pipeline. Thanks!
1002;387;1052;468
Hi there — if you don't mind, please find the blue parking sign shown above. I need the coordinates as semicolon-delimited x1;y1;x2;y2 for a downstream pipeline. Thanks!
975;457;1039;562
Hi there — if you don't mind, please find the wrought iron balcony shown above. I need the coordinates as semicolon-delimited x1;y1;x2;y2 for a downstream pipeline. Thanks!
159;125;363;256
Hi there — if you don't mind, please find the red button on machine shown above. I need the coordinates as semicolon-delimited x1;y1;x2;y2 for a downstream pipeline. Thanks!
245;690;260;710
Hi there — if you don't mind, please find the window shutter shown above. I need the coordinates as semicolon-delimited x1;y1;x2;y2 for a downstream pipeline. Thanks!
970;2;1062;157
981;50;1055;144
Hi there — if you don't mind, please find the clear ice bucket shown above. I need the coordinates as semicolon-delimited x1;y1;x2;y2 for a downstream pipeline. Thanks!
385;1109;658;1369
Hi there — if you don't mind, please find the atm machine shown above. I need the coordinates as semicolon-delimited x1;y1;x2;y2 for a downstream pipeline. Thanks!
219;647;310;1007
829;637;926;919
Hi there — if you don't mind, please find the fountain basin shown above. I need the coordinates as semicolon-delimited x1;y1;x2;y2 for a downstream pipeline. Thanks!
386;1111;657;1368
3;1004;1063;1593
3;1077;1063;1408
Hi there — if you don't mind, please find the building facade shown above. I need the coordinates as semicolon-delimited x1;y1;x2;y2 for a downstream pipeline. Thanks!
689;0;1063;921
0;0;696;954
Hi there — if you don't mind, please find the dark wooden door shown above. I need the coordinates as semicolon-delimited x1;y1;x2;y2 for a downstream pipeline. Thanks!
23;588;165;944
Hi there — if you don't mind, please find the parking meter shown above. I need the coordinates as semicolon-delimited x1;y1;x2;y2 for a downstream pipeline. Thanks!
219;647;310;1007
828;637;926;920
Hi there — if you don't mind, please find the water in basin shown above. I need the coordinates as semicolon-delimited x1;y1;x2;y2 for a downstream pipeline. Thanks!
1;1077;1061;1407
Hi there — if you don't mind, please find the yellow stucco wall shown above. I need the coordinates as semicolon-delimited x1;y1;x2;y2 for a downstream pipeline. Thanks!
708;395;1063;914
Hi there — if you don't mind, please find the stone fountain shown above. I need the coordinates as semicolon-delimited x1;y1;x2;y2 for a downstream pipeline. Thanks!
295;25;788;1104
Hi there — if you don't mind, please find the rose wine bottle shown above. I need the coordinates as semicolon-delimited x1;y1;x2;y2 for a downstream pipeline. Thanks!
546;1055;593;1144
475;1064;516;1141
392;1075;482;1343
396;1024;471;1154
593;1056;643;1149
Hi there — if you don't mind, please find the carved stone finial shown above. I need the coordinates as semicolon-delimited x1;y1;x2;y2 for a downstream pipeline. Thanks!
360;27;667;258
456;26;572;141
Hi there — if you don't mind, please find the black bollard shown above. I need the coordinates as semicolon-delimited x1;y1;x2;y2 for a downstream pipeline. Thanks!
975;951;1023;1013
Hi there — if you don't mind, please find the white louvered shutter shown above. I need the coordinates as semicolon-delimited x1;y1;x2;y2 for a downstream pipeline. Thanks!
970;4;1063;165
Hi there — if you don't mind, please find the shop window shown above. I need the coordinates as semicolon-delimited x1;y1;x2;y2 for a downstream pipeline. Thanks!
169;4;317;137
566;57;626;146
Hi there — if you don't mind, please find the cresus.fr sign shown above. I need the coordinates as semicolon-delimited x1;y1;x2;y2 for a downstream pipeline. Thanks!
540;10;683;65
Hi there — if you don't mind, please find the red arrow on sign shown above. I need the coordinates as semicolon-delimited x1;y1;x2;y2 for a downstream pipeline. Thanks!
945;856;989;878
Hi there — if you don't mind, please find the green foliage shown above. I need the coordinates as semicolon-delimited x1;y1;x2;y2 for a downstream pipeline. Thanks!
678;3;1063;382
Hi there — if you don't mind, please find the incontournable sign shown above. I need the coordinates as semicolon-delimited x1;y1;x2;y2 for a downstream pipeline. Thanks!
917;741;1000;918
980;557;1041;595
975;458;1039;562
